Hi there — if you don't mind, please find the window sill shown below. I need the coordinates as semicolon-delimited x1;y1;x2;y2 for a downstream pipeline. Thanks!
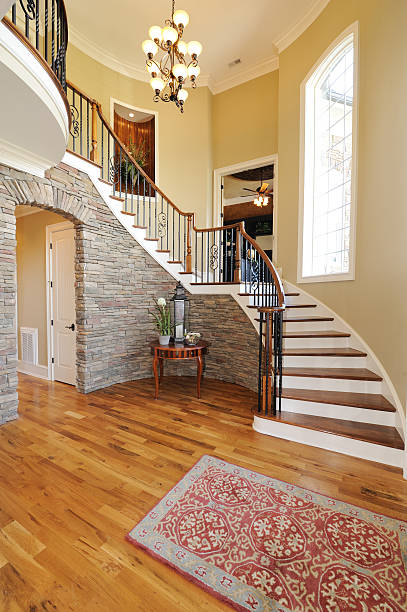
297;271;355;284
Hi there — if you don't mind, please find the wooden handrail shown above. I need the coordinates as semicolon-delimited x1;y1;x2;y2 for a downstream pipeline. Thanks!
66;81;285;310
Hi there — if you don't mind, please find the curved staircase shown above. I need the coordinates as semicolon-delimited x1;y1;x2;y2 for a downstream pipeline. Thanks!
39;80;407;467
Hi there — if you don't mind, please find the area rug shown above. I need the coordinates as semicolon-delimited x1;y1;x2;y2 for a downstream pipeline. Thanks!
126;455;407;611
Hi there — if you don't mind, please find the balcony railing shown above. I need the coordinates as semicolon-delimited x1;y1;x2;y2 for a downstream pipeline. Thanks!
4;0;68;90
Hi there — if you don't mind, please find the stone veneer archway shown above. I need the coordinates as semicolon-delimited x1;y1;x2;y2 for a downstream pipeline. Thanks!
0;161;259;425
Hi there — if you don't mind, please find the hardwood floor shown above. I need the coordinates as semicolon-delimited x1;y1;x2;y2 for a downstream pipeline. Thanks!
1;373;407;611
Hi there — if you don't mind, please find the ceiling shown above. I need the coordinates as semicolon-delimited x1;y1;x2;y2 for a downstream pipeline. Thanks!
114;103;154;123
66;0;330;93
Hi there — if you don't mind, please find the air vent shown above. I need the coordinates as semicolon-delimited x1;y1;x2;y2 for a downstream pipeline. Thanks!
20;327;38;365
228;58;242;68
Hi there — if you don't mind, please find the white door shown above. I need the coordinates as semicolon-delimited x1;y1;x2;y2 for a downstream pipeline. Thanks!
50;226;76;385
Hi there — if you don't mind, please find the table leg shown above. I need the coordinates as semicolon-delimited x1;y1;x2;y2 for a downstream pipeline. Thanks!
196;354;203;399
159;358;163;381
153;355;159;399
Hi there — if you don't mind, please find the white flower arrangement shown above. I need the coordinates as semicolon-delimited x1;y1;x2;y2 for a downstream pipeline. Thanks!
185;332;201;345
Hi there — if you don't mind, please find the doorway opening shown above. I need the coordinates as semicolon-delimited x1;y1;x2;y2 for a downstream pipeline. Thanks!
15;206;76;385
213;155;278;263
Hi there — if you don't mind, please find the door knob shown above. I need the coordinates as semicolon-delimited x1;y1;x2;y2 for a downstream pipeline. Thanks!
65;323;75;331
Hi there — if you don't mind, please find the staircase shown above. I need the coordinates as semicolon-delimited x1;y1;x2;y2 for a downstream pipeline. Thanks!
59;81;405;468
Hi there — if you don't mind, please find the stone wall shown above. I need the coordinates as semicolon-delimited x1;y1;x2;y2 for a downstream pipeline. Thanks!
0;161;259;424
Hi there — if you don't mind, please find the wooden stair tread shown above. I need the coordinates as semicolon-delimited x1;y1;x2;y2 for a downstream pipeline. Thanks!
190;282;240;285
248;304;316;309
133;225;147;229
266;330;351;339
283;347;367;357
98;178;114;186
283;316;334;322
168;260;182;264
255;316;334;323
281;388;395;412
110;194;124;202
283;367;382;381
255;411;404;450
238;292;300;297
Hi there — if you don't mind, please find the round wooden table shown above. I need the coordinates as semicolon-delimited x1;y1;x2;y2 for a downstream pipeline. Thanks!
150;340;208;399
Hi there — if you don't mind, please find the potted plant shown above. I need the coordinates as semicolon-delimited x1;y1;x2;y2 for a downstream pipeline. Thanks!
150;297;172;345
121;137;150;191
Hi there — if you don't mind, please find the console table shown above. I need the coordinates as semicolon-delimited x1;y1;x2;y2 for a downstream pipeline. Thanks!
150;340;208;399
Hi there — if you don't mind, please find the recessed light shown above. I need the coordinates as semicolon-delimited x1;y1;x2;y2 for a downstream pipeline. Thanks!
129;112;135;118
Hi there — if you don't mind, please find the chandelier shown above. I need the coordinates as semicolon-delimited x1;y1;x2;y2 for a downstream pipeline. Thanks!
141;0;202;113
254;193;269;207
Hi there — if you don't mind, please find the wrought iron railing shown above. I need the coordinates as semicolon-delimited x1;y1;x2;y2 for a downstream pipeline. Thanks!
4;0;68;90
66;81;285;415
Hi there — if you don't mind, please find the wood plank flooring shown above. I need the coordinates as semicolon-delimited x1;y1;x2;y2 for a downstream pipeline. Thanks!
0;373;407;611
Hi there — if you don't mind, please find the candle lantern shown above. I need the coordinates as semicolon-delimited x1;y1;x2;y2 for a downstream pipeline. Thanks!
170;282;190;343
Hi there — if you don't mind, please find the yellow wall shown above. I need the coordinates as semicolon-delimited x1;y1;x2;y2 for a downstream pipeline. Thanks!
277;0;407;408
212;71;279;169
66;44;213;226
65;2;407;408
16;210;66;366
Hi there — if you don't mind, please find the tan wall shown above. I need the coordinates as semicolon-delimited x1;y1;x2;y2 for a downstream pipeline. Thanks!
16;210;66;365
277;0;407;408
66;44;213;226
212;71;279;169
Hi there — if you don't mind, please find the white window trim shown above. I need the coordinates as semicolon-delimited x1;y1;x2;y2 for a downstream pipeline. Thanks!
297;21;359;284
109;97;159;185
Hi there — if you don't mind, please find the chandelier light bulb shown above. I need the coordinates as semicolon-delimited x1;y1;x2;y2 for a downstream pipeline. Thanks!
172;63;188;81
148;25;162;42
150;77;165;92
187;40;202;57
162;26;178;45
177;40;188;56
173;9;189;28
254;198;261;207
177;89;188;103
142;39;158;56
188;64;200;79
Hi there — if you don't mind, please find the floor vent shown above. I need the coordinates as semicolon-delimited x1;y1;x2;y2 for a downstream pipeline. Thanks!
20;327;38;365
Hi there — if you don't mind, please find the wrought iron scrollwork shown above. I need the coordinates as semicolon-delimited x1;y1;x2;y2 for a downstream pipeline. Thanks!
109;155;121;186
249;255;259;292
19;0;35;19
210;244;219;270
69;105;79;139
158;212;167;237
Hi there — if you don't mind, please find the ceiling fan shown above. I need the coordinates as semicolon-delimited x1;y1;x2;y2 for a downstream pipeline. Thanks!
241;182;273;207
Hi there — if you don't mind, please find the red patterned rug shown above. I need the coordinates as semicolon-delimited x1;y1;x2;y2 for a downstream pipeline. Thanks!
126;455;407;611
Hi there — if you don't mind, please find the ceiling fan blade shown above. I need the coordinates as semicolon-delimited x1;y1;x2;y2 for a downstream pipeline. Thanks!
259;183;269;193
242;187;256;193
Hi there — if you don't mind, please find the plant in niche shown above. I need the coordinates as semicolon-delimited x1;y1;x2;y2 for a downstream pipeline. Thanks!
149;297;172;336
121;137;151;188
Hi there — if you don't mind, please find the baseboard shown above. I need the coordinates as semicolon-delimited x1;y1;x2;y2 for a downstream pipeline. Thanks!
17;360;49;380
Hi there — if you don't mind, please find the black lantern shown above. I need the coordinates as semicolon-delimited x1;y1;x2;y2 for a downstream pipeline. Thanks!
170;282;190;343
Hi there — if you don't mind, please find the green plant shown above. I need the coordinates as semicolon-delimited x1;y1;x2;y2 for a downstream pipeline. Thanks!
121;137;150;188
149;297;172;336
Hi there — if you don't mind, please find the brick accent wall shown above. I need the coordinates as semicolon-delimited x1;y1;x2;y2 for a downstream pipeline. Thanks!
0;162;259;424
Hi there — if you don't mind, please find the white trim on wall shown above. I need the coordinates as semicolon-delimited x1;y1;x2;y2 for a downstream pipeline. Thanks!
213;154;279;262
297;21;359;284
109;97;159;186
46;220;74;381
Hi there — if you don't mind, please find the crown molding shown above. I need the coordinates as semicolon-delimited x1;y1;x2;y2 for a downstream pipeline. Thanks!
274;0;331;53
69;25;150;82
69;0;329;95
210;55;279;95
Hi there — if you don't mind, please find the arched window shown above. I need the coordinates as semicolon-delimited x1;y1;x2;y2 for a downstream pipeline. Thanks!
299;25;358;282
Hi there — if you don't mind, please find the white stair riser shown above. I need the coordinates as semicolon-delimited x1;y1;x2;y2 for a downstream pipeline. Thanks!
283;337;349;349
283;355;367;368
282;376;383;394
281;398;395;427
253;417;403;468
282;321;335;332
